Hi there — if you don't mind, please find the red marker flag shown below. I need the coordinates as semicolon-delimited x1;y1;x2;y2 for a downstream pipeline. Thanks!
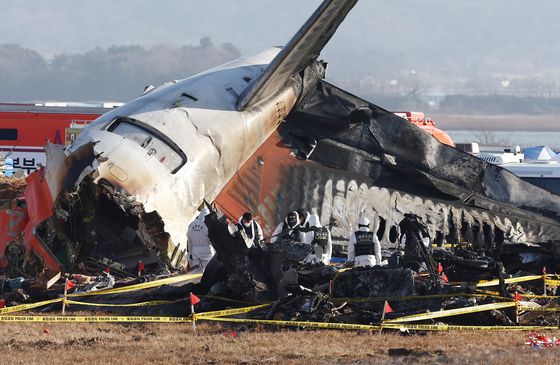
514;292;522;302
65;279;75;291
384;302;394;314
104;266;111;273
442;272;449;283
0;299;5;308
437;262;443;274
138;261;145;272
190;292;201;306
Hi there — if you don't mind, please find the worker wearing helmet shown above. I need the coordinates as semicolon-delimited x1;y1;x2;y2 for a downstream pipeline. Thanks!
270;211;302;243
303;214;332;265
187;208;215;273
347;217;382;267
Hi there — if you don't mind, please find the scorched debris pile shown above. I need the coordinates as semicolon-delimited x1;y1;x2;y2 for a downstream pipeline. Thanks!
2;193;558;329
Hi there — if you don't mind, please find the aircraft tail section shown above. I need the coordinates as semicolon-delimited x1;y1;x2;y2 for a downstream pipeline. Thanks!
237;0;358;111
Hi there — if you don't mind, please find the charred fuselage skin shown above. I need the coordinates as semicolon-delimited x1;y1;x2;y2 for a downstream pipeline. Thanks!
215;81;560;260
43;49;308;269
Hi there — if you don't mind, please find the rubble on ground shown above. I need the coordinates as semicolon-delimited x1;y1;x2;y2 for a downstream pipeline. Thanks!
0;176;559;329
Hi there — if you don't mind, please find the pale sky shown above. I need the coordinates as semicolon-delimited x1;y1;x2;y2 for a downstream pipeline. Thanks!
3;0;560;66
2;0;560;102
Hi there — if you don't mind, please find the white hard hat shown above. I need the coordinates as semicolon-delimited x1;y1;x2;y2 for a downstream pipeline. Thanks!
358;217;370;227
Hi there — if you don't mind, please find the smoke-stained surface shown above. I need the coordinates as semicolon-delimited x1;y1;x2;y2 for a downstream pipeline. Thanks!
0;40;240;102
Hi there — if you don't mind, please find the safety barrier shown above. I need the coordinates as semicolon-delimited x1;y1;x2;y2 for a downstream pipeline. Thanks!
383;301;517;323
0;298;63;315
201;316;559;332
0;273;558;331
0;274;202;315
0;316;190;323
330;292;508;303
67;273;202;297
194;304;271;319
476;275;545;287
66;299;186;308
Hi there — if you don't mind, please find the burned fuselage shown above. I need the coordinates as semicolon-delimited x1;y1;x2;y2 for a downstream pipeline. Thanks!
216;81;560;262
34;48;304;273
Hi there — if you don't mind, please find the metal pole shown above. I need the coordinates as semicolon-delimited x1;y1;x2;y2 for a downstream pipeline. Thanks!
543;267;547;296
378;301;388;335
191;303;197;334
62;284;67;315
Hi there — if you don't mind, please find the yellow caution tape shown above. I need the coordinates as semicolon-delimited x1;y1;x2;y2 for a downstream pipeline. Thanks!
545;279;560;286
517;293;560;299
381;323;560;331
0;298;63;315
475;289;501;295
201;316;381;330
1;314;557;330
200;316;559;332
201;295;258;305
331;268;351;282
66;298;186;308
0;298;187;315
477;275;543;288
0;274;201;315
0;315;190;323
518;306;560;312
195;303;271;319
330;293;507;303
68;273;202;297
385;301;517;323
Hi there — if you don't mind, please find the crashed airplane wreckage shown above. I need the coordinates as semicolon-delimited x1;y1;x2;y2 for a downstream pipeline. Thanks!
1;0;560;296
3;209;556;329
191;210;560;327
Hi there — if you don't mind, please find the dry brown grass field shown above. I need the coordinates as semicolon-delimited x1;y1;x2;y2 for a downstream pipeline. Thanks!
0;320;559;365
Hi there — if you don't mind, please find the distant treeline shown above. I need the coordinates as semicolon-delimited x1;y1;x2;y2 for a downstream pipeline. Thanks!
361;94;560;115
439;95;560;114
0;39;240;102
3;40;560;115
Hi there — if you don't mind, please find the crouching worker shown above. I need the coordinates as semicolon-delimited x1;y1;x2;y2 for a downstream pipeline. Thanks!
236;212;264;247
347;217;382;267
187;208;215;273
303;214;332;265
270;211;303;243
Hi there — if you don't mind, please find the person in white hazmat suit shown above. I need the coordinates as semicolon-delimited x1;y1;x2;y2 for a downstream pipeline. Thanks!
236;212;264;247
302;214;332;265
297;208;311;243
270;211;303;243
347;217;382;267
187;208;215;273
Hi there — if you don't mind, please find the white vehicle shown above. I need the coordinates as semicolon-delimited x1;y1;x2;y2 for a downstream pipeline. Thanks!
457;143;560;195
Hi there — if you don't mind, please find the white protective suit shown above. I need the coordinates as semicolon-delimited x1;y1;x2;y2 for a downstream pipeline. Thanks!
347;225;382;267
236;217;264;247
302;214;332;265
270;212;303;243
187;208;215;273
297;209;311;243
